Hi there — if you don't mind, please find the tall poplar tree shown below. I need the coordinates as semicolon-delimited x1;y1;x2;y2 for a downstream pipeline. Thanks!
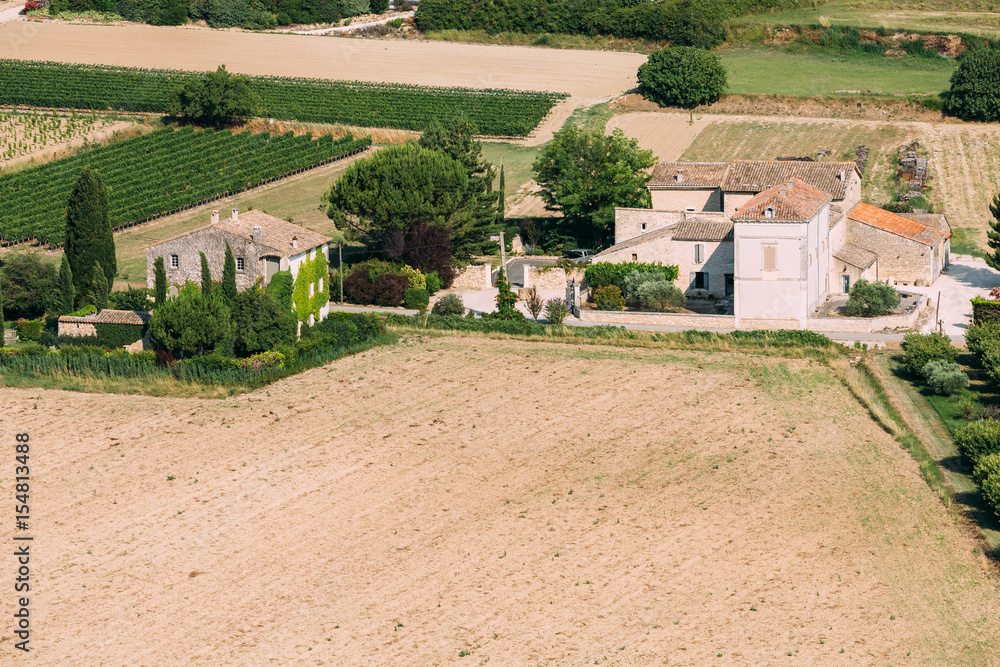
221;242;237;306
200;251;213;295
58;255;75;315
987;192;1000;271
153;256;167;306
65;166;116;303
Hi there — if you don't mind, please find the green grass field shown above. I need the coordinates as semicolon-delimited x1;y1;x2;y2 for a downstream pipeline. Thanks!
719;48;956;96
743;0;1000;37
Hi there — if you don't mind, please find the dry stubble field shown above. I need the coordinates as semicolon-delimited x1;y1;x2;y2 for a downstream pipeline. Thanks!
2;335;999;665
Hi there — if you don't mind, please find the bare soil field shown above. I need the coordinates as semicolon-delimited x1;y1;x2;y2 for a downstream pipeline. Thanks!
606;112;713;161
2;335;999;665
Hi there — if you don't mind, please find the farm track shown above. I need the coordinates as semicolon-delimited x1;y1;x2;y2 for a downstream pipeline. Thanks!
3;337;1000;664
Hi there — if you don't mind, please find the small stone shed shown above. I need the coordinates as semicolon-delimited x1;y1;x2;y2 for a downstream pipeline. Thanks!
58;309;152;342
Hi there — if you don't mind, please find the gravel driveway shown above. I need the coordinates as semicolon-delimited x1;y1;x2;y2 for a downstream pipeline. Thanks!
910;254;1000;337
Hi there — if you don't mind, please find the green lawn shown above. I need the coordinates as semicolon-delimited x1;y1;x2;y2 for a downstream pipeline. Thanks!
481;141;544;199
742;0;1000;37
720;48;956;96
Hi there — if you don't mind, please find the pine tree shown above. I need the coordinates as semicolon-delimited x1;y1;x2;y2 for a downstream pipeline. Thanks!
988;192;1000;271
154;256;167;306
58;255;75;315
65;166;116;304
200;251;212;295
92;261;109;310
221;242;237;306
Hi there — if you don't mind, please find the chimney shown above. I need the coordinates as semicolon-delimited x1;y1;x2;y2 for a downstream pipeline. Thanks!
291;235;298;249
231;204;239;221
252;225;262;244
675;169;684;183
210;210;219;225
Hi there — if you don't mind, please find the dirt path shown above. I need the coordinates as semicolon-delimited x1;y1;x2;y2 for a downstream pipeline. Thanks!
3;337;999;664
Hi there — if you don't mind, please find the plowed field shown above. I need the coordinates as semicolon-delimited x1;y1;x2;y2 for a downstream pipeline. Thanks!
3;336;999;665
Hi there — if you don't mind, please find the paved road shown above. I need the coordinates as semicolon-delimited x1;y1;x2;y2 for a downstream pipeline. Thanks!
905;254;998;338
507;257;556;286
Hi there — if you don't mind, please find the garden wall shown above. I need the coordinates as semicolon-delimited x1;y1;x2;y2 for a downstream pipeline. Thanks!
452;264;492;290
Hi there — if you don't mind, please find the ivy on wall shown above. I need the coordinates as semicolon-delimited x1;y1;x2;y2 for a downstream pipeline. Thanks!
292;249;329;324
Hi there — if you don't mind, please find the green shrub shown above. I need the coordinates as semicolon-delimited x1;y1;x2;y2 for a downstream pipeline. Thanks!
108;288;152;311
593;285;625;311
404;288;430;311
973;452;1000;486
954;418;1000;464
94;322;145;349
586;261;679;291
844;279;900;317
15;317;45;342
903;331;959;376
921;359;969;395
425;271;442;295
432;293;464;316
966;322;1000;360
544;298;569;325
971;297;1000;326
67;304;97;317
983;471;1000;521
235;350;285;371
637;280;686;312
622;270;660;307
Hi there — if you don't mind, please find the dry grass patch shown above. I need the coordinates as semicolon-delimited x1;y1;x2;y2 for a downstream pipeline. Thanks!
6;335;999;665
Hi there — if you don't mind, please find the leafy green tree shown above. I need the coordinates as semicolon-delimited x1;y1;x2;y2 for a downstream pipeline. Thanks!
168;65;256;127
0;253;58;319
265;270;294;313
230;287;296;356
109;287;152;311
902;331;959;375
845;279;901;317
221;242;237;307
944;48;1000;122
57;255;75;316
65;166;116;304
200;251;213;295
326;142;491;258
91;260;109;310
533;127;655;246
149;283;232;356
986;192;1000;271
153;256;168;307
637;46;727;120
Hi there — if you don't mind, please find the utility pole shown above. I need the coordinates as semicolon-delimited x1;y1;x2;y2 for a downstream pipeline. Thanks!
338;242;344;304
499;229;506;272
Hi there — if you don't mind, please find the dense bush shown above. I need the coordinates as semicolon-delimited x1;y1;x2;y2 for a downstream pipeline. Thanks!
638;279;686;312
108;288;152;311
593;285;625;311
343;269;378;304
902;331;959;376
585;261;679;291
431;293;465;316
971;297;1000;326
15;317;44;342
973;452;1000;486
637;46;727;109
425;271;443;295
954;418;1000;464
544;298;569;325
148;283;232;356
921;359;969;396
373;272;410;307
983;472;1000;521
266;270;294;313
844;279;900;317
230;287;296;357
0;253;57;319
943;48;1000;122
94;323;146;349
404;288;430;311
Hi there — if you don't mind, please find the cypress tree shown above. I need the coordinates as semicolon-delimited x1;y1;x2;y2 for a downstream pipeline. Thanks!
65;166;116;303
221;242;237;306
92;261;109;310
153;256;167;306
987;192;1000;271
200;251;212;295
58;255;75;315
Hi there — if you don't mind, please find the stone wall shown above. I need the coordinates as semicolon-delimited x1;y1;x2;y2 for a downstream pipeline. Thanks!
650;188;722;213
614;208;681;244
524;265;567;290
806;296;925;333
147;226;284;290
58;321;96;337
846;219;933;286
452;263;492;289
579;308;735;329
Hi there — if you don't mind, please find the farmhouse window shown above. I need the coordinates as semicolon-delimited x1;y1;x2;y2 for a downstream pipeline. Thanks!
309;283;315;298
170;254;178;268
236;257;245;272
693;272;707;290
762;244;776;272
694;244;704;264
632;253;638;261
641;223;647;231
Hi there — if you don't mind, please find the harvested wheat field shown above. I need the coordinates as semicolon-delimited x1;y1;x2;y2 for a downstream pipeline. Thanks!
606;112;713;162
2;336;1000;665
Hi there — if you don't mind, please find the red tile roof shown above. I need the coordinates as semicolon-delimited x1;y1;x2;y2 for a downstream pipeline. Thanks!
732;178;831;222
649;162;730;188
59;309;152;325
847;202;949;246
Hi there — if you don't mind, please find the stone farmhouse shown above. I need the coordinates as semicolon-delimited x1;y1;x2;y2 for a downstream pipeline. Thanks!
597;159;951;329
144;206;333;323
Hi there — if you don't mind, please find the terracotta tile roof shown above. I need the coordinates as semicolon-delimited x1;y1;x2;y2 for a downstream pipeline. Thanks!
833;243;877;270
143;210;331;256
216;210;330;256
649;162;730;188
672;217;733;242
732;178;831;222
59;309;152;325
848;202;949;246
593;225;676;258
898;212;951;236
722;160;860;200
